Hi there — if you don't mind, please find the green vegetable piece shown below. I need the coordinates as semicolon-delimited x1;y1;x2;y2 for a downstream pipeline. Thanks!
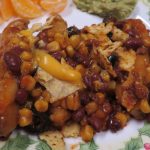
36;140;52;150
0;133;35;150
139;122;150;137
80;139;98;150
120;137;143;150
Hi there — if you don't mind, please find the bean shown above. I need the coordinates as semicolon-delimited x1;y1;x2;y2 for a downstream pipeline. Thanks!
11;47;24;56
83;74;93;89
102;102;112;114
67;26;80;37
66;57;77;68
73;52;90;67
109;117;121;132
126;29;138;37
124;38;143;49
4;52;21;74
16;89;28;105
79;91;90;105
88;116;103;132
83;72;102;90
115;21;125;29
51;51;62;61
72;108;85;122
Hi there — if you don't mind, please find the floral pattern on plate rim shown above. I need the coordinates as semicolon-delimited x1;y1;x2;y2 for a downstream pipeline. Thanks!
1;123;150;150
0;0;150;150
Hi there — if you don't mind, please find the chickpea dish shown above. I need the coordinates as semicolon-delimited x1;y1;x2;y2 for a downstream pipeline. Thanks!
0;15;150;144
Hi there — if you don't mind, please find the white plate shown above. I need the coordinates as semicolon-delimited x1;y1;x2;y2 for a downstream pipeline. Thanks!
0;0;150;150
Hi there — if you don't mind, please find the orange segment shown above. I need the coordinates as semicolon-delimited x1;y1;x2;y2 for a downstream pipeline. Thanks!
0;17;4;25
31;0;41;4
0;7;4;24
40;0;67;14
11;0;43;19
0;0;16;20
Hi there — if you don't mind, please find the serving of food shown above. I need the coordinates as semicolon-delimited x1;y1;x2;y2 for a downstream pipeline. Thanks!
0;0;150;150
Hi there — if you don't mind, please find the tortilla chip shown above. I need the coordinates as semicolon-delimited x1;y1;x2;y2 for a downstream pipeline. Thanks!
36;67;81;103
61;123;80;138
39;131;65;150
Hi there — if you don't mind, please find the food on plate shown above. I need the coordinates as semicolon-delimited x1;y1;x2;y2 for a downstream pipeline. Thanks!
0;15;150;147
0;0;67;24
74;0;137;19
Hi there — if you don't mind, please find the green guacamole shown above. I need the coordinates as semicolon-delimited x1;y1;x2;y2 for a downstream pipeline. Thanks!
74;0;137;20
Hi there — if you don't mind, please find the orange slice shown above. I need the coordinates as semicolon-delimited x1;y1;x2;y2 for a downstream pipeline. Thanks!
11;0;43;19
31;0;41;4
40;0;67;14
0;7;4;24
0;17;4;25
0;0;16;20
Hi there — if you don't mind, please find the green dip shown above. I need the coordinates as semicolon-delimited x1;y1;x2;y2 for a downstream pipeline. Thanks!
74;0;137;20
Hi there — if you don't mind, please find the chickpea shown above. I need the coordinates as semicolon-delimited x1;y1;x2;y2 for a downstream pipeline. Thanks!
140;99;150;113
34;99;49;112
42;90;51;102
19;108;33;127
66;45;75;57
21;75;36;91
54;33;68;49
100;70;110;82
47;41;60;52
21;61;33;75
95;93;105;105
85;102;98;115
108;81;116;90
80;33;88;41
50;107;70;126
115;112;128;127
32;88;43;97
75;64;86;75
93;80;104;91
66;93;80;111
80;125;94;142
20;51;32;61
69;35;81;48
91;63;101;73
78;43;88;56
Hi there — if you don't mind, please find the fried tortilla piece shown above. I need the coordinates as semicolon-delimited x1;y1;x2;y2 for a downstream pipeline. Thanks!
112;26;129;42
98;41;122;57
61;123;80;138
83;22;114;35
46;15;67;33
116;47;136;72
36;67;81;103
116;72;149;112
39;131;65;150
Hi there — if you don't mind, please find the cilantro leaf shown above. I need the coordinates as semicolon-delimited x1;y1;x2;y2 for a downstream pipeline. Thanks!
80;139;98;150
139;123;150;137
120;137;143;150
36;140;52;150
0;133;35;150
